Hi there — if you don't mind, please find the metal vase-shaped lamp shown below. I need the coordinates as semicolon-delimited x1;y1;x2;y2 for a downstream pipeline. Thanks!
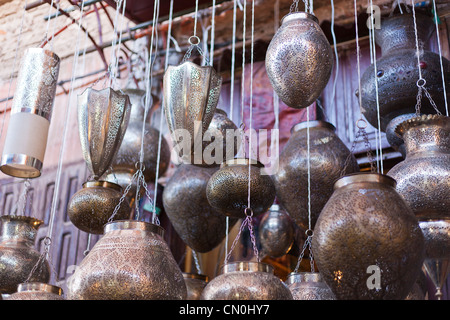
183;273;208;300
265;12;333;109
0;48;60;178
0;215;50;294
6;282;64;300
163;61;222;158
285;272;336;300
67;88;132;234
66;220;186;300
200;261;293;300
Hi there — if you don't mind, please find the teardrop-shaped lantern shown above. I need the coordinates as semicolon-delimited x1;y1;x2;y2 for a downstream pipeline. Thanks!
273;120;359;230
163;164;238;253
77;87;131;180
258;204;295;258
0;48;60;178
312;173;425;300
200;262;293;300
66;220;186;300
206;158;276;219
163;61;222;154
265;12;333;109
183;273;208;300
6;282;64;300
285;272;335;300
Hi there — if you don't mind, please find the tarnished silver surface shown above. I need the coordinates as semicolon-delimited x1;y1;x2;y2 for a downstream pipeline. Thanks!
77;87;131;180
185;109;239;166
200;261;293;300
419;220;450;260
273;121;359;230
285;272;335;300
258;204;294;258
0;215;50;294
107;89;171;186
10;48;60;120
385;113;418;158
360;12;449;131
265;12;333;109
6;282;64;300
206;158;276;218
388;115;450;220
312;173;425;300
66;220;186;300
163;61;222;149
163;164;238;253
183;273;208;300
67;180;130;235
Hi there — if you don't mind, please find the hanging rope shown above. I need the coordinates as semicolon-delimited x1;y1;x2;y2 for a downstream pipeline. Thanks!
432;0;448;116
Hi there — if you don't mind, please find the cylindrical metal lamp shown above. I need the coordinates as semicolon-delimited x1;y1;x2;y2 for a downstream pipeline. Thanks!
0;48;60;178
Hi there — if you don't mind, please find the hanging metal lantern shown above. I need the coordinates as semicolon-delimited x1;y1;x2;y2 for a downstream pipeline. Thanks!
6;282;64;300
388;115;450;220
0;215;50;294
104;89;171;199
200;261;293;300
273;120;359;230
163;61;222;155
77;87;131;181
285;272;335;300
265;11;333;109
163;164;238;253
258;204;295;258
183;273;208;300
0;48;60;178
312;173;425;300
66;220;186;300
206;158;276;219
67;180;130;235
385;113;418;158
360;12;449;132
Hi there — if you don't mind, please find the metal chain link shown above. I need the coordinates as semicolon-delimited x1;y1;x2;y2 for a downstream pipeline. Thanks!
294;231;314;273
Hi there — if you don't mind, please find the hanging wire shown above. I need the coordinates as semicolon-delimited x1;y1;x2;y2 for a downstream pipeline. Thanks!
431;0;448;116
182;0;210;65
26;0;88;283
209;0;217;65
192;250;203;274
329;0;339;118
273;0;280;130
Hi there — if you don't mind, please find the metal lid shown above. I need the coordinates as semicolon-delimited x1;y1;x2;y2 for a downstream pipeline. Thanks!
0;215;43;229
104;219;165;237
281;11;319;25
82;180;123;192
183;273;209;282
291;120;336;134
17;282;63;296
220;261;274;275
285;272;322;285
220;158;264;168
334;172;396;190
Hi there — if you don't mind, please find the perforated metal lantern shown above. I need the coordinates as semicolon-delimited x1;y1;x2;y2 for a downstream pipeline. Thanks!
0;48;60;178
285;272;335;300
6;282;64;300
163;61;222;155
265;12;333;109
77;87;131;180
200;262;293;300
183;273;208;300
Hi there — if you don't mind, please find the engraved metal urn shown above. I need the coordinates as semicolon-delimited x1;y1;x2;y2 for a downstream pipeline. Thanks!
163;164;237;253
312;173;425;300
104;89;171;201
387;115;450;220
163;61;222;152
385;113;418;158
206;158;276;218
200;261;293;300
273;120;359;230
77;87;131;181
183;273;208;300
6;282;64;300
285;272;335;300
66;220;186;300
265;12;333;109
360;12;449;132
0;48;60;178
258;204;295;258
0;215;50;294
67;180;130;235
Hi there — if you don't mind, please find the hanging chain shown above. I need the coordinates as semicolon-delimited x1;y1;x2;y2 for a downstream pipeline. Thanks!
290;0;309;13
294;230;315;273
192;250;203;275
